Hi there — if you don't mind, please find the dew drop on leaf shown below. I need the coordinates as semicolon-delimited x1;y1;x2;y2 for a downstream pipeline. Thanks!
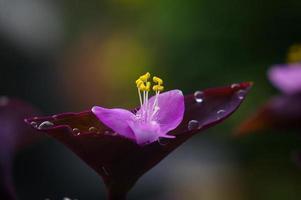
38;121;54;129
88;127;98;133
30;121;38;128
188;120;199;131
194;91;204;103
216;109;226;119
236;89;246;100
231;83;240;89
72;128;80;136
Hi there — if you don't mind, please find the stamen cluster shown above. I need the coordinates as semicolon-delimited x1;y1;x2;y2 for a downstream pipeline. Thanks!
135;72;164;122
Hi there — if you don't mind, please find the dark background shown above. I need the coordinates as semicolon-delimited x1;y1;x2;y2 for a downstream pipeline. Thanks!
1;0;301;199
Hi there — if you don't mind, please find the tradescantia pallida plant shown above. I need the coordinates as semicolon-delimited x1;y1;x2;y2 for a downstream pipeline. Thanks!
25;72;252;200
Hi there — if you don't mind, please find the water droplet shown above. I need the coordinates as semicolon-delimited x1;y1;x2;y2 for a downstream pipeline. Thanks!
0;96;9;106
52;115;58;119
104;130;117;136
30;121;38;128
236;89;246;100
88;127;98;133
63;198;72;200
217;109;226;115
38;121;54;129
72;128;80;136
216;109;226;119
231;83;240;89
188;120;199;131
194;91;204;103
102;166;110;176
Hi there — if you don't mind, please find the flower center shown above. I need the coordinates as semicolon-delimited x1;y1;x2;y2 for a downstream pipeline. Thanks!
135;72;164;123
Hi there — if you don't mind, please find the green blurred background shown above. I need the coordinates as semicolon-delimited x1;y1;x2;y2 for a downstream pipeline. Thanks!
1;0;301;199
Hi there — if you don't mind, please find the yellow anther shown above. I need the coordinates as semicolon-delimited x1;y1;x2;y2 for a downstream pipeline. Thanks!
153;85;164;92
137;82;144;89
139;82;146;90
136;79;143;88
136;72;165;93
136;79;141;85
139;82;151;92
287;44;301;63
138;81;151;91
139;72;151;82
153;76;163;85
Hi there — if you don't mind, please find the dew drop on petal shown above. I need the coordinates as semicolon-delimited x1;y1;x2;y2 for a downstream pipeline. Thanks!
188;120;200;131
38;121;54;129
194;91;204;103
72;128;80;136
236;89;246;100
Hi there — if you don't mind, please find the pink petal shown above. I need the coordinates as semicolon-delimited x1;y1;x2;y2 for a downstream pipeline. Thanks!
268;64;301;94
92;106;135;140
137;90;184;135
127;121;160;145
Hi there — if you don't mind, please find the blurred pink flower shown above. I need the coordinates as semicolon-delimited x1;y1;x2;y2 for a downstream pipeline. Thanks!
238;55;301;135
268;64;301;95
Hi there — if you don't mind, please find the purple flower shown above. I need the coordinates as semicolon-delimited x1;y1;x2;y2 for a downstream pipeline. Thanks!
268;64;301;95
92;89;184;146
92;73;185;146
25;73;252;200
238;45;301;134
0;97;40;200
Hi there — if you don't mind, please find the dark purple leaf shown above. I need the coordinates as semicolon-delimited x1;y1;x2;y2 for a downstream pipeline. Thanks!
25;82;252;198
237;94;301;135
